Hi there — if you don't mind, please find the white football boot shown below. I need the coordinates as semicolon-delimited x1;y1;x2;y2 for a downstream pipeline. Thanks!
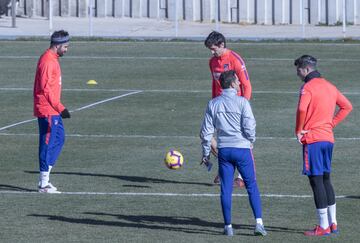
38;182;61;194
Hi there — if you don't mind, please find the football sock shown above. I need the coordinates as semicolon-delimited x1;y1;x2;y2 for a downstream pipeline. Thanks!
317;208;329;229
224;224;232;229
39;171;50;188
328;204;337;225
256;218;263;225
48;166;53;182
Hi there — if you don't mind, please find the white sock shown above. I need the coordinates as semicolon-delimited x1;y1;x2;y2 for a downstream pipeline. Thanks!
317;208;329;229
225;224;232;229
48;166;53;183
256;218;263;225
237;173;243;179
328;204;337;225
39;171;50;188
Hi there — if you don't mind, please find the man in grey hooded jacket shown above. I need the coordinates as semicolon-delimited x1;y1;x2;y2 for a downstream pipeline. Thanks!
200;70;266;237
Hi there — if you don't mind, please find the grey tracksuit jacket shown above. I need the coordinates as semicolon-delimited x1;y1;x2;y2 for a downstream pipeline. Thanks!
200;88;256;157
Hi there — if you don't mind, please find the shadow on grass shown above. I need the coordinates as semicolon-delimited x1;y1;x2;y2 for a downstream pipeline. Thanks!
122;184;151;188
29;211;305;235
29;213;222;235
24;171;214;187
0;184;36;192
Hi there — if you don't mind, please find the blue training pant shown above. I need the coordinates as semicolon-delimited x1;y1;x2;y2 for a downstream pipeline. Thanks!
218;147;262;225
38;115;65;172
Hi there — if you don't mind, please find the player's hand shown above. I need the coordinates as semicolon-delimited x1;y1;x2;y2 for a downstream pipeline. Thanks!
200;155;210;165
200;155;212;172
296;130;308;144
60;108;71;119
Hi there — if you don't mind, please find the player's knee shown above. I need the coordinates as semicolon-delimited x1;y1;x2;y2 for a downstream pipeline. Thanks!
244;179;257;191
323;172;330;181
308;175;322;188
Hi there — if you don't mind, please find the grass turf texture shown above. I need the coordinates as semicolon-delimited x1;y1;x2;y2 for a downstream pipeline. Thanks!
0;41;359;242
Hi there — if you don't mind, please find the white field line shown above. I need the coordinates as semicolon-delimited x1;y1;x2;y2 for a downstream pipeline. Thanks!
0;87;296;94
0;119;37;131
0;190;352;199
71;90;141;112
3;40;360;46
2;55;360;62
0;91;142;131
0;132;359;141
0;87;359;95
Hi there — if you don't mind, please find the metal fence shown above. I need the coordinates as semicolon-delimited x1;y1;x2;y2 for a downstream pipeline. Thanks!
5;0;360;25
1;0;359;39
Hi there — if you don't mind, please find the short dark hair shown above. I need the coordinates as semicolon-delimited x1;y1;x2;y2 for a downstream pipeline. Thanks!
50;30;70;46
204;31;226;48
294;55;317;69
219;70;236;89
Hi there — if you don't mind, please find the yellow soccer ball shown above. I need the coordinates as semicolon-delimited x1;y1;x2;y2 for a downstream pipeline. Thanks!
164;150;184;170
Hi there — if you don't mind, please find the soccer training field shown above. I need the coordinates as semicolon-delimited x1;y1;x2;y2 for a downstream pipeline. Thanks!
0;40;359;242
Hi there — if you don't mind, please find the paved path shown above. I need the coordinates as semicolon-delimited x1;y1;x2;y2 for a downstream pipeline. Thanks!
1;16;360;40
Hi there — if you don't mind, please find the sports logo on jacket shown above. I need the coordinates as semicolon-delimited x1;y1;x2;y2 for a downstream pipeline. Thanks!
212;72;222;80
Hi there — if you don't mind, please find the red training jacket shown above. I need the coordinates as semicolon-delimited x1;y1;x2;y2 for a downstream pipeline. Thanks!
209;49;252;99
296;77;353;144
33;49;65;117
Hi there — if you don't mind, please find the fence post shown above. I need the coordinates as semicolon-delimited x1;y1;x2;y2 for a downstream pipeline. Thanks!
281;0;285;24
88;0;93;36
354;0;357;25
182;0;185;20
11;0;16;27
317;0;321;23
254;0;257;24
301;0;305;38
299;0;303;25
139;0;142;18
264;0;267;24
246;0;249;23
227;0;230;22
272;0;275;25
335;0;339;22
325;0;328;25
67;0;70;16
31;0;36;17
49;0;53;33
342;0;346;37
175;0;178;37
216;0;219;30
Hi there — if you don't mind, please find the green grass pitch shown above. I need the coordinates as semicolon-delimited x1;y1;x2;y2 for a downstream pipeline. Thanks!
0;41;359;242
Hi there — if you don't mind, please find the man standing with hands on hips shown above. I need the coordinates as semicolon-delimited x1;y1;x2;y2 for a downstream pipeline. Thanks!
294;55;352;236
33;30;71;193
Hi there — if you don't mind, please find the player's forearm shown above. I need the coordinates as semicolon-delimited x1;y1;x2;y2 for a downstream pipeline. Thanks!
295;111;306;134
243;85;252;100
332;107;352;127
333;95;353;127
